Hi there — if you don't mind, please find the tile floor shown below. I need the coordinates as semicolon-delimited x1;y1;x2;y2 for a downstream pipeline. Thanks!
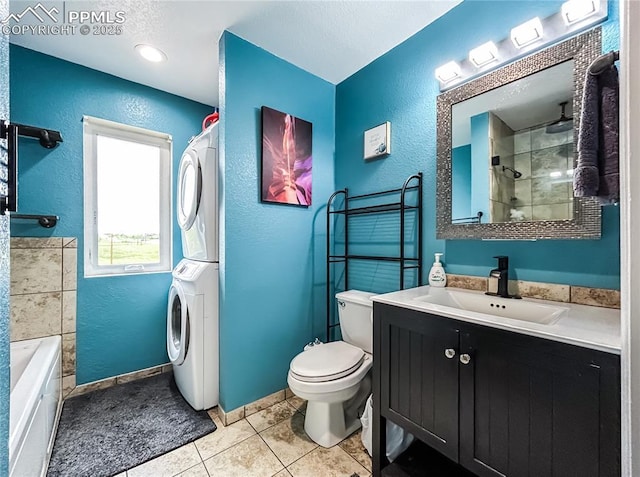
117;396;372;477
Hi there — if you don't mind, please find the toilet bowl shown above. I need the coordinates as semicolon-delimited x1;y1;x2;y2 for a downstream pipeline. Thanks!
287;290;375;448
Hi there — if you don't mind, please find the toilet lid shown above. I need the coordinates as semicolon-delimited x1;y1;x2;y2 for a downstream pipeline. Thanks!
290;341;365;382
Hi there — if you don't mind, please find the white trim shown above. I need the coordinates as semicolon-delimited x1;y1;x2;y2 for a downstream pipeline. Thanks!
82;115;172;142
620;0;639;474
82;117;173;277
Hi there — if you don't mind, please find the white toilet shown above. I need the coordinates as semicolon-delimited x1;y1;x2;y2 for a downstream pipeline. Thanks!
287;290;375;448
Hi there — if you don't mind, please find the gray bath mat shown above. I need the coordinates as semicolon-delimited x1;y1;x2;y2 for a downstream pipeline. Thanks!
47;372;216;477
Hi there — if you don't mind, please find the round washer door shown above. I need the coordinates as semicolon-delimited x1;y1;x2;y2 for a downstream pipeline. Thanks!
177;149;202;231
167;282;190;366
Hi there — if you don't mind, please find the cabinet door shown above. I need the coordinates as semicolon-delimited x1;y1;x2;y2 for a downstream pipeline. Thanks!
376;304;460;462
459;325;621;477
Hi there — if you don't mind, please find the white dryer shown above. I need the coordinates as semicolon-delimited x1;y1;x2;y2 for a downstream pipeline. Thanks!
177;123;218;262
167;259;219;410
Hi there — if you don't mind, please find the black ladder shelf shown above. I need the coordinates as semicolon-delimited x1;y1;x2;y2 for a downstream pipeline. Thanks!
325;172;423;341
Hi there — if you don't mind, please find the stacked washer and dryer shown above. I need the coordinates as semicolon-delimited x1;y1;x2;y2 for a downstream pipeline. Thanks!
167;122;219;411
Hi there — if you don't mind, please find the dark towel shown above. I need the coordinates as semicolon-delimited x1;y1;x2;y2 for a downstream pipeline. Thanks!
574;64;619;205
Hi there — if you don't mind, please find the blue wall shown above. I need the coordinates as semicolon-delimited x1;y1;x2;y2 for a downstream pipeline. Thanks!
452;145;472;219
219;32;335;410
10;46;212;383
335;0;620;290
470;113;490;218
0;0;9;472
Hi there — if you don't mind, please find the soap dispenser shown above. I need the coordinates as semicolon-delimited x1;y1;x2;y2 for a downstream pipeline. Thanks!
428;253;447;288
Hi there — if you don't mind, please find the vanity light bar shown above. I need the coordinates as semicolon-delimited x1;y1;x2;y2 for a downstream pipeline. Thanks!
562;0;600;25
469;41;499;68
435;61;462;84
511;17;544;49
435;0;607;90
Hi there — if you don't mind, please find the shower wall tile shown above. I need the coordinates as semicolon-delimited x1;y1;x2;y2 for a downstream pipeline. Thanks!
62;237;77;248
62;332;76;377
62;291;77;334
62;375;76;399
10;248;62;295
514;153;531;180
10;237;62;249
532;203;571;221
531;145;571;179
514;131;531;154
531;178;570;205
62;247;77;291
511;206;532;221
514;179;532;206
530;126;572;151
10;237;77;391
10;292;62;340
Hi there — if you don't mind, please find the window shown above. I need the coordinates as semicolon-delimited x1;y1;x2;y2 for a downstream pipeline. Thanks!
83;116;172;277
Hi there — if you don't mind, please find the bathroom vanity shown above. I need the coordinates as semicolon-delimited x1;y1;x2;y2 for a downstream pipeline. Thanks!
372;286;621;477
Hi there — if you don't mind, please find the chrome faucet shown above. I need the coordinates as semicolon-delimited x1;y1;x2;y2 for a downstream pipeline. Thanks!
486;256;520;299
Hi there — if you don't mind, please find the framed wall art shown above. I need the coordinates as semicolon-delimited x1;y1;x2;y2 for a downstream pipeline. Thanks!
261;106;313;206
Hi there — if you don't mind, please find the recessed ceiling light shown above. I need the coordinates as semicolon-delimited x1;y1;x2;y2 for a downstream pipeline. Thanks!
561;0;600;25
135;44;167;63
435;61;461;84
510;17;544;49
469;41;499;68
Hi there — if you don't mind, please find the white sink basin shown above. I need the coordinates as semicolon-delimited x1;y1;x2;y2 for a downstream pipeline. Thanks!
414;288;568;325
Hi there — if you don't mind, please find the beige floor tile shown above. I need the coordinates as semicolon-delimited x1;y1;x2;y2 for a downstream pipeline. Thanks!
338;430;372;472
127;443;201;477
176;462;209;477
247;401;297;432
287;445;369;477
203;435;283;477
195;418;256;460
260;412;318;466
286;396;307;415
273;469;292;477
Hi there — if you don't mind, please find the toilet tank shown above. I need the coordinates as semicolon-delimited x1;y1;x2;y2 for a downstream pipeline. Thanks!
336;290;376;354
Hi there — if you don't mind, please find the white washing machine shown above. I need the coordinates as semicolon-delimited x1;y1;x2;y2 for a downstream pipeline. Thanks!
167;259;219;410
177;122;219;262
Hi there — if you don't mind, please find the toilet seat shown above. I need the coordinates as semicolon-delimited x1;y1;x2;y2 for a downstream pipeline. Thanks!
290;341;364;383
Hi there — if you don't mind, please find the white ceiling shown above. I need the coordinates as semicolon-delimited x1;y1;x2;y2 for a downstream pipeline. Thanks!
8;0;462;106
452;60;574;147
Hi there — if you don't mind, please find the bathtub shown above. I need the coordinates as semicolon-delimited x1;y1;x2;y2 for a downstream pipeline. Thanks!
9;336;62;477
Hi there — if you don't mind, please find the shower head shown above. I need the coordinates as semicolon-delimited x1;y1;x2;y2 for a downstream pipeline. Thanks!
503;165;522;179
546;101;573;134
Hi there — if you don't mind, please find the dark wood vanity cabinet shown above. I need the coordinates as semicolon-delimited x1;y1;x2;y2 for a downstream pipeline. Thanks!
373;303;621;477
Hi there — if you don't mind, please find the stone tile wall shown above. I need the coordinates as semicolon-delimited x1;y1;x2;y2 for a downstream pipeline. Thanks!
10;237;77;395
447;273;620;309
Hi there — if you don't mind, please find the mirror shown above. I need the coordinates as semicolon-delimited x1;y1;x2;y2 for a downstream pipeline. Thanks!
436;28;602;240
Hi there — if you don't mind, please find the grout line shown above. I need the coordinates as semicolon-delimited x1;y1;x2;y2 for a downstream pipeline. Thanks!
256;432;287;471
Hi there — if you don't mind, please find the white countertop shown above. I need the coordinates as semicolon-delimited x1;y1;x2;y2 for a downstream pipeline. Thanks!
372;285;621;354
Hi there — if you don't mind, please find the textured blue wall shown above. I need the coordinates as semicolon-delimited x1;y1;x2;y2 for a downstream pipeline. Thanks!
10;46;212;383
219;32;335;410
0;0;9;472
470;113;490;218
336;0;620;290
452;145;472;219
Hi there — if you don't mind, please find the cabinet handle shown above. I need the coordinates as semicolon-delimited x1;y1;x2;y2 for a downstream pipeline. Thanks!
444;348;456;359
459;354;471;365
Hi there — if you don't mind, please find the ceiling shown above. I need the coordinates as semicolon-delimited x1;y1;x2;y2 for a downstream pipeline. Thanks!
452;60;574;147
8;0;462;106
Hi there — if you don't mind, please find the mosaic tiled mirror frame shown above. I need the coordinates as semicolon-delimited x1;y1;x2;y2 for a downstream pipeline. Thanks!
436;28;602;240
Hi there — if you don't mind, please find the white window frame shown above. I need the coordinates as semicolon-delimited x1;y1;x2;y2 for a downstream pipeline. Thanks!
83;115;172;277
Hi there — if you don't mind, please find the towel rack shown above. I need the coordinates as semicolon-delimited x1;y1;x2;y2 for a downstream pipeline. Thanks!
588;50;619;75
10;214;58;228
